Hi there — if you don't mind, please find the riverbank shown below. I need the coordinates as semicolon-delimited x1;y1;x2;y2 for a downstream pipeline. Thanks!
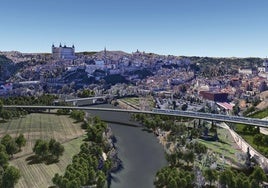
90;104;167;188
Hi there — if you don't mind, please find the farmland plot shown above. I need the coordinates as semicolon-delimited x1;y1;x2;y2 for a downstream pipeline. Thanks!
11;136;85;188
0;113;86;188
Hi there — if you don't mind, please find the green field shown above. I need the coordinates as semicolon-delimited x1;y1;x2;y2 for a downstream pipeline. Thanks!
197;126;243;167
120;96;155;109
0;113;85;188
250;108;268;119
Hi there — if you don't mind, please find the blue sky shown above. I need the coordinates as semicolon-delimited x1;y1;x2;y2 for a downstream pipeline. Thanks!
0;0;268;57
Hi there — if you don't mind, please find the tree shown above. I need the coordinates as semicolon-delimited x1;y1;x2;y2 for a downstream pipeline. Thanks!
166;153;177;166
218;169;235;188
2;166;21;188
232;104;240;116
0;144;6;153
15;134;26;151
155;172;166;187
103;159;112;175
70;110;85;122
172;101;177;110
218;171;227;188
167;178;177;188
50;141;64;159
181;103;188;111
88;167;96;184
96;171;106;188
253;134;263;148
243;179;250;188
0;99;3;113
0;166;4;186
262;135;268;146
236;177;244;188
5;140;18;157
250;166;267;186
250;179;260;188
0;151;9;167
0;135;18;157
48;138;56;152
33;139;49;159
68;179;80;188
0;110;12;121
1;134;13;147
183;151;195;166
203;168;217;187
52;173;62;186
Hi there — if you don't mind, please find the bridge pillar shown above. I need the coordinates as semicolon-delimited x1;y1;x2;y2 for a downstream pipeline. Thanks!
93;99;97;104
211;120;215;129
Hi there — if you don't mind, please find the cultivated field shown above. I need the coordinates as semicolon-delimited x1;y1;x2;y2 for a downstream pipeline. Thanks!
0;113;86;188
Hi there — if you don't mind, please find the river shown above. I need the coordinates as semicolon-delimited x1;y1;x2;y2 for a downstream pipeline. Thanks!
89;104;167;188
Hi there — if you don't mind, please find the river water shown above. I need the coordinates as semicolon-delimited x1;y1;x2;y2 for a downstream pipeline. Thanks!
109;123;167;188
89;104;167;188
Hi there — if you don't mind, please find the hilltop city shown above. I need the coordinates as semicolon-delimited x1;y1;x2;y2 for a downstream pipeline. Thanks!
2;44;268;187
0;44;268;113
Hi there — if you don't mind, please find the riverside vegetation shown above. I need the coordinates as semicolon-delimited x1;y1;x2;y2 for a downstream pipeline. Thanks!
53;111;120;188
132;113;268;188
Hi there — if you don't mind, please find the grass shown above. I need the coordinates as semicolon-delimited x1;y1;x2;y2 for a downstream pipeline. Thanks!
0;113;85;188
197;126;243;166
249;108;268;119
11;136;85;188
121;97;140;107
0;113;85;157
120;96;155;109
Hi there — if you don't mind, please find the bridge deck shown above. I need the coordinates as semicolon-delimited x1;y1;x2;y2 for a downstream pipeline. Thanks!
3;105;268;127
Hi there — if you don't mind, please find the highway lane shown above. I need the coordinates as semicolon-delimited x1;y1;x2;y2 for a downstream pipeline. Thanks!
3;105;268;127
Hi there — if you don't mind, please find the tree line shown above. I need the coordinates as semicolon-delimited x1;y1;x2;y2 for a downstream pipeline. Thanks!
0;94;57;106
0;133;26;188
53;112;115;188
32;138;64;163
0;95;58;121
